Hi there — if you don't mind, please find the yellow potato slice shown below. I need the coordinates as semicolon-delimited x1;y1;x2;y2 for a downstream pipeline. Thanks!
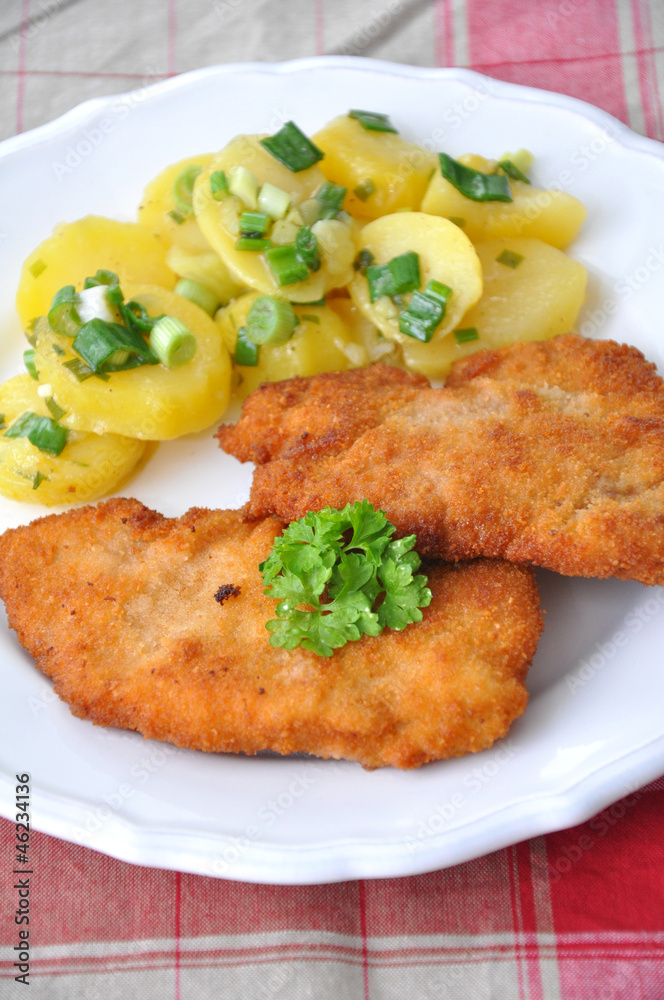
193;136;354;302
422;154;586;249
216;292;357;399
0;375;144;505
16;217;176;330
328;297;400;367
349;212;483;345
312;114;437;219
137;153;215;251
33;285;232;439
400;237;587;379
165;245;245;305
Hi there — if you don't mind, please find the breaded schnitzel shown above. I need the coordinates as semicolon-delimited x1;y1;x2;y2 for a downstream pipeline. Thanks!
219;335;664;585
0;498;541;770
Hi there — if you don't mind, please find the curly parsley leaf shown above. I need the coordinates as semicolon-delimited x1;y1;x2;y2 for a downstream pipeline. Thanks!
261;501;432;656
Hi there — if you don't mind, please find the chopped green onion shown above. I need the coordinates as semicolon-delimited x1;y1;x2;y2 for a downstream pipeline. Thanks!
265;244;309;286
235;236;272;252
448;216;466;228
229;165;260;209
4;411;68;456
354;179;376;201
23;349;38;381
29;259;47;279
174;278;220;316
439;153;512;203
299;198;321;226
119;300;161;333
247;296;298;346
500;148;534;175
62;357;109;382
299;313;320;324
83;269;123;305
45;397;66;421
294;226;320;272
398;281;452;342
210;169;229;200
426;279;453;307
349;110;398;133
48;285;80;337
260;121;324;173
75;284;116;324
172;165;202;217
366;251;421;302
150;316;197;368
52;343;66;357
168;210;186;225
73;319;158;373
353;248;375;273
496;249;525;269
239;211;270;236
498;159;531;184
258;182;290;220
316;182;346;220
235;326;259;366
455;327;479;344
295;296;326;306
0;414;4;430
32;471;47;490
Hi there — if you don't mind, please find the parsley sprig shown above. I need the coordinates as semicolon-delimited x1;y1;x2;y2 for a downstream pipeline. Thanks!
260;501;432;657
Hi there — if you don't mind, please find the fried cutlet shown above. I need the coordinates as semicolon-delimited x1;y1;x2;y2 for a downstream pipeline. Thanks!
218;335;664;585
0;498;541;770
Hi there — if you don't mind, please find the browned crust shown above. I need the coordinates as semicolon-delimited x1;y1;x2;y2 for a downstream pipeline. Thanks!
0;499;542;770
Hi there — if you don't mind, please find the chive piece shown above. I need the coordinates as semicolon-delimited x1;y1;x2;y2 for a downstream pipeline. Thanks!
228;165;259;209
496;249;525;269
210;169;229;200
260;121;324;173
239;211;270;236
353;248;375;273
299;313;320;324
52;343;66;357
120;300;161;333
426;279;453;306
265;244;309;286
354;179;376;201
366;251;421;302
258;182;290;220
174;278;220;316
448;216;466;228
0;414;4;430
295;296;326;306
48;285;80;337
45;397;66;421
150;316;197;368
247;296;298;346
73;319;158;373
4;412;68;456
29;259;47;278
455;327;480;344
83;269;123;305
63;357;109;382
235;326;259;366
398;282;452;343
24;349;38;380
294;226;320;272
439;153;512;203
498;159;531;184
168;210;185;225
316;182;346;220
235;237;272;252
172;165;202;218
32;471;47;490
349;110;398;133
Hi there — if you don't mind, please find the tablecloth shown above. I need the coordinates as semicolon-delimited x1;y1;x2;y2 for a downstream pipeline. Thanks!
1;1;664;997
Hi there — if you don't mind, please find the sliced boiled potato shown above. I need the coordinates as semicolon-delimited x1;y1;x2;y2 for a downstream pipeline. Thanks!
349;212;483;345
33;285;232;439
193;136;354;302
166;245;245;305
137;153;215;251
0;375;145;505
16;217;176;330
422;154;586;249
400;237;588;379
328;297;400;366
216;292;358;399
312;114;437;219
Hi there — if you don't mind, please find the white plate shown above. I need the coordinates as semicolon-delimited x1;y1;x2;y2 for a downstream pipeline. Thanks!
1;58;664;885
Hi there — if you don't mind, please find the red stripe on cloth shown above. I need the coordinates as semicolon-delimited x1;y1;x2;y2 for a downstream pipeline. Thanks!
315;0;324;56
508;846;527;1000
359;880;370;999
0;69;171;79
174;870;181;1000
16;0;30;134
168;0;177;77
631;0;664;139
467;0;630;125
435;0;455;67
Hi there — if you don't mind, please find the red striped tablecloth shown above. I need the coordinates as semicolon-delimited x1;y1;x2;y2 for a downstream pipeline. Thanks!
1;1;663;997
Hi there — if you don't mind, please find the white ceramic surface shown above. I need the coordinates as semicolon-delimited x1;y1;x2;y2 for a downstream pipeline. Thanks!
1;59;663;885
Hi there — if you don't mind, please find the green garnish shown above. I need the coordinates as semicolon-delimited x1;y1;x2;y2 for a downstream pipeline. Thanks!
398;280;452;343
496;249;525;269
299;313;320;324
149;317;197;368
48;285;80;337
52;344;66;357
258;182;290;220
349;110;398;134
4;412;68;456
168;210;186;225
294;226;320;272
260;500;432;657
235;326;259;366
316;181;346;220
32;471;47;490
366;251;420;302
83;269;123;305
228;165;259;208
210;169;229;200
455;327;479;344
265;244;309;286
260;122;324;173
73;318;158;374
172;165;202;217
174;278;220;316
353;248;375;273
23;349;38;380
246;296;297;346
498;159;531;184
235;237;272;252
62;357;109;382
354;179;376;201
29;259;47;278
45;397;66;421
239;211;270;237
439;153;512;203
0;414;4;429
